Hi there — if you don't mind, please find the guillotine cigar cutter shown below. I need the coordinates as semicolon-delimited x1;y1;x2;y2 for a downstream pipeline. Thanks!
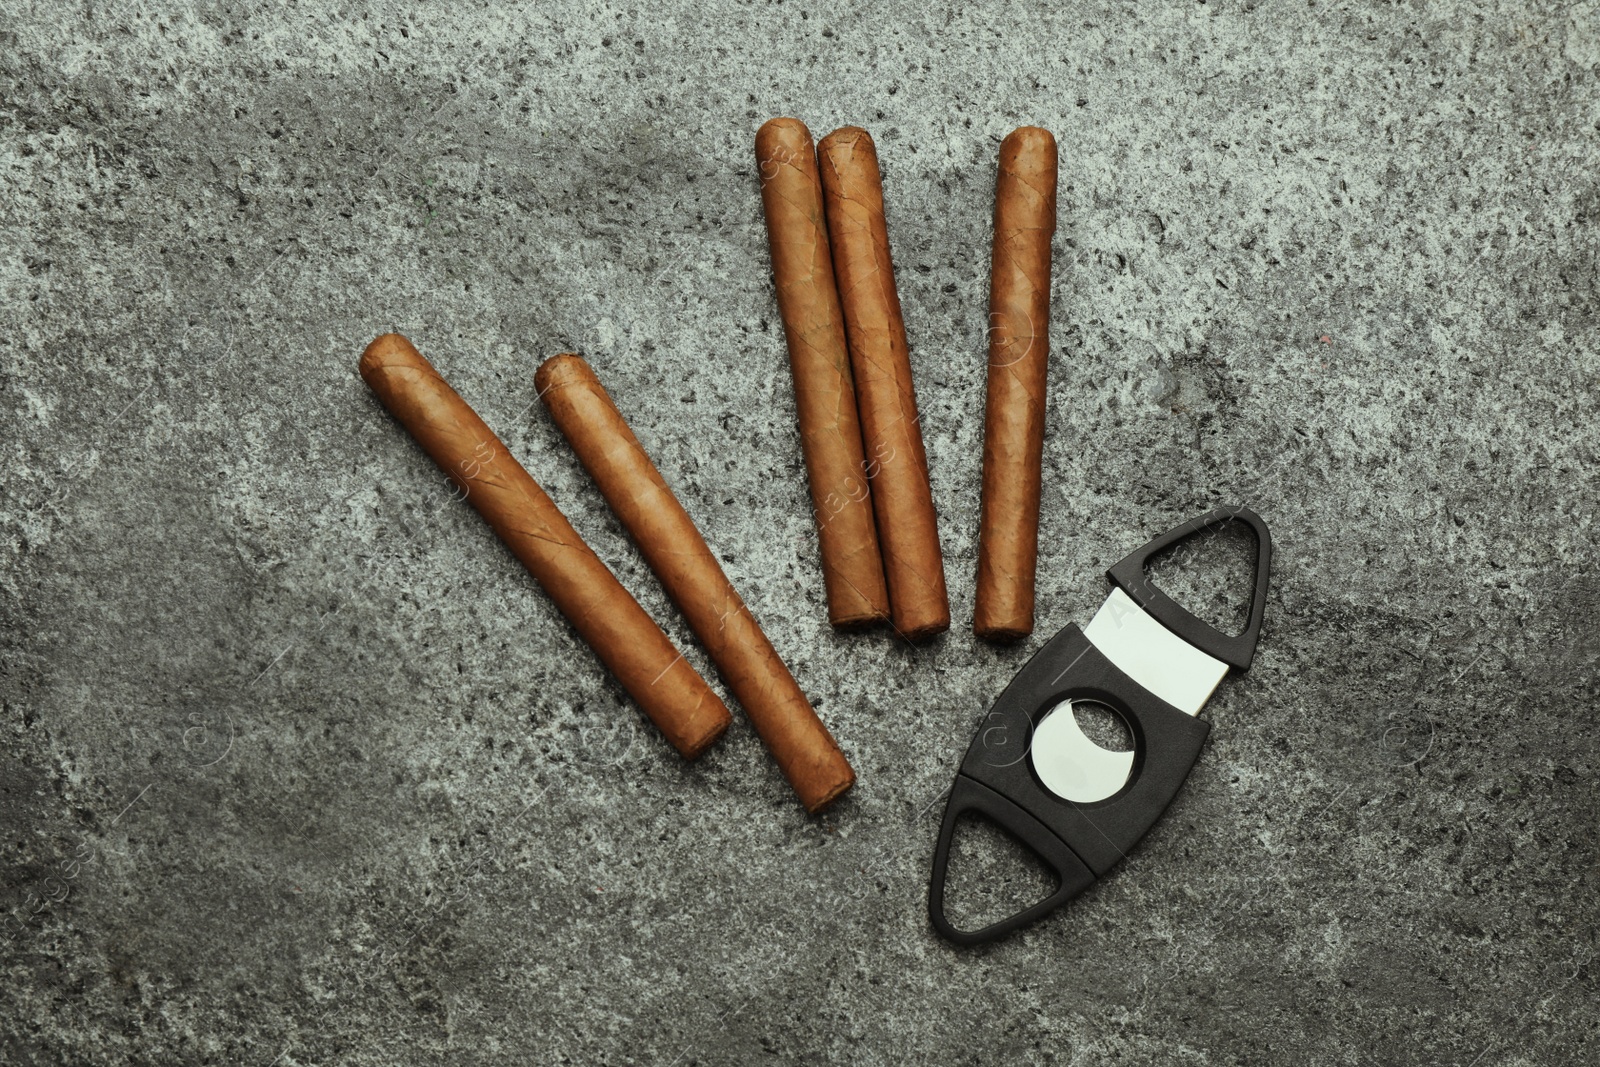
930;507;1273;945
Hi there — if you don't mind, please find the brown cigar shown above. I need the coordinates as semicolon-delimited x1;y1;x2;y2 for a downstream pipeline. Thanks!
358;333;731;759
975;127;1058;642
756;117;891;630
535;353;855;813
816;126;950;642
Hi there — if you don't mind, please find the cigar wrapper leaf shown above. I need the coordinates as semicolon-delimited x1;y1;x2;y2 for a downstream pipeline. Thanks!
358;333;731;760
756;116;891;630
535;353;855;813
816;125;950;642
976;127;1058;641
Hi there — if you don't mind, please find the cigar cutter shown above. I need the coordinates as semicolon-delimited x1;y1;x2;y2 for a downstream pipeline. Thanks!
929;507;1272;945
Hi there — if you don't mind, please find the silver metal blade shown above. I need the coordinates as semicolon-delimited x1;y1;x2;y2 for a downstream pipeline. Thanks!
1083;588;1228;715
1030;701;1136;803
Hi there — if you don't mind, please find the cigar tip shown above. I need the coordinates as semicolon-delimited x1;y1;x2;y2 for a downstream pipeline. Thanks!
896;618;951;644
975;624;1032;644
804;771;855;815
818;125;872;152
1000;126;1058;172
829;611;890;633
680;712;732;761
534;352;596;394
1003;125;1056;147
359;332;423;379
757;116;811;145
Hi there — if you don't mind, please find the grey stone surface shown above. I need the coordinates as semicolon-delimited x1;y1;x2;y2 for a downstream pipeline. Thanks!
3;2;1598;1063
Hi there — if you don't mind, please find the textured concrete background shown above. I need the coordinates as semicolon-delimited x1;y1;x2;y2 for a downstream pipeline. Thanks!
3;2;1598;1064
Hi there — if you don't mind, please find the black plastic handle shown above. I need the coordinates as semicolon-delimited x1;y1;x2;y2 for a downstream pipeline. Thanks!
953;625;1212;875
928;509;1272;946
928;776;1096;946
1106;505;1273;671
927;626;1211;944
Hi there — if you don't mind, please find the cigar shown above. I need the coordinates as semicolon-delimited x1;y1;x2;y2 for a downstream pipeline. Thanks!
816;126;950;642
358;334;731;760
535;354;855;813
975;127;1058;642
756;117;891;630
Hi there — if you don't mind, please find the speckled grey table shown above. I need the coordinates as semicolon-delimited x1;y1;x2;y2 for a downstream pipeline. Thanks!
3;3;1598;1064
